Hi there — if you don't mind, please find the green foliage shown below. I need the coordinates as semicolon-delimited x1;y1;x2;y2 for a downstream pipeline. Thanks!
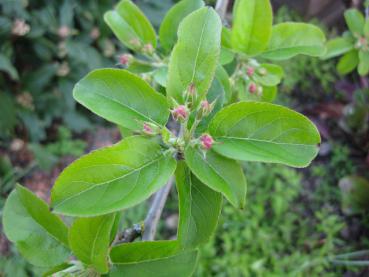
2;0;326;275
196;163;346;276
325;8;369;76
0;0;117;141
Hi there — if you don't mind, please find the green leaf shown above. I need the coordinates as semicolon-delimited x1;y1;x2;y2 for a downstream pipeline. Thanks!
220;47;235;65
69;214;116;273
153;66;168;87
159;0;204;52
51;136;176;216
323;37;354;59
260;23;326;61
337;50;359;75
104;0;157;50
261;86;277;102
209;102;321;168
3;185;69;267
0;54;19;80
358;50;369;76
184;146;247;208
215;65;232;103
110;241;198;277
176;162;222;249
231;0;272;56
344;9;365;36
364;19;369;38
166;7;222;105
221;27;233;49
253;64;284;87
73;69;169;131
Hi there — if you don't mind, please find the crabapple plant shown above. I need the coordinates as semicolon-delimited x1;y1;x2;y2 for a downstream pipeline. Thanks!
3;0;326;276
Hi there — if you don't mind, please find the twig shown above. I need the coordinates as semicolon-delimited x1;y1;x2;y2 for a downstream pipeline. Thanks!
139;0;230;242
215;0;230;21
142;177;174;241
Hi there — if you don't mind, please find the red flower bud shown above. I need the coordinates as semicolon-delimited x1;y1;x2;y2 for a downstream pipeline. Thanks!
246;67;255;77
248;82;257;94
171;105;188;121
142;122;160;136
200;134;214;150
188;83;196;95
119;54;132;65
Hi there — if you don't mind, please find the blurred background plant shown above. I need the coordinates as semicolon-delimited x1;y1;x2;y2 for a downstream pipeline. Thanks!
1;0;369;276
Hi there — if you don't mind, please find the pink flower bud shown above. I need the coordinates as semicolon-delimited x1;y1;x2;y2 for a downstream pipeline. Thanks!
58;26;70;39
248;83;257;94
171;105;188;121
143;123;153;134
246;67;255;77
118;54;132;65
188;83;196;95
200;134;214;150
142;44;154;54
258;68;267;76
129;38;141;49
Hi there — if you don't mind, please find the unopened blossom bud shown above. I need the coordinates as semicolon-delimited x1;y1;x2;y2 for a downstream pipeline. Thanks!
58;26;70;39
118;54;133;66
246;67;255;77
248;82;257;94
188;83;196;96
142;44;154;55
200;134;214;150
142;122;159;135
199;100;216;117
171;105;188;121
129;38;141;49
90;27;100;40
12;19;30;36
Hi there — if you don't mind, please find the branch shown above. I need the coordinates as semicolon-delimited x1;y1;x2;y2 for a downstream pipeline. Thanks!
215;0;230;21
139;0;230;242
142;177;174;241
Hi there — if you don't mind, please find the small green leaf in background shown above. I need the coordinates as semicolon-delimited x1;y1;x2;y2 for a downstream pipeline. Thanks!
176;162;222;249
344;9;365;36
260;23;326;61
166;7;222;105
364;19;369;38
339;176;369;215
0;54;19;80
231;0;273;56
69;214;116;273
337;50;359;75
253;64;284;87
51;136;176;216
184;146;247;209
104;0;156;50
73;69;169;131
3;185;70;267
110;241;198;277
159;0;204;52
209;102;321;168
323;37;354;59
358;50;369;76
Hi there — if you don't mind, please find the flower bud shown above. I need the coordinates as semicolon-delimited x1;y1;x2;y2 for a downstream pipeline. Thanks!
171;105;188;121
248;82;257;94
200;134;214;150
58;26;70;39
118;54;133;66
12;19;30;36
188;83;196;96
142;122;159;136
246;67;255;77
199;100;216;117
142;44;154;55
129;38;141;49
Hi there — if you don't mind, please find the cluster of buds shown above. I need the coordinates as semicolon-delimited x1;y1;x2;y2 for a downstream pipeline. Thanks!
142;122;160;136
171;105;188;122
118;54;133;66
200;134;214;150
